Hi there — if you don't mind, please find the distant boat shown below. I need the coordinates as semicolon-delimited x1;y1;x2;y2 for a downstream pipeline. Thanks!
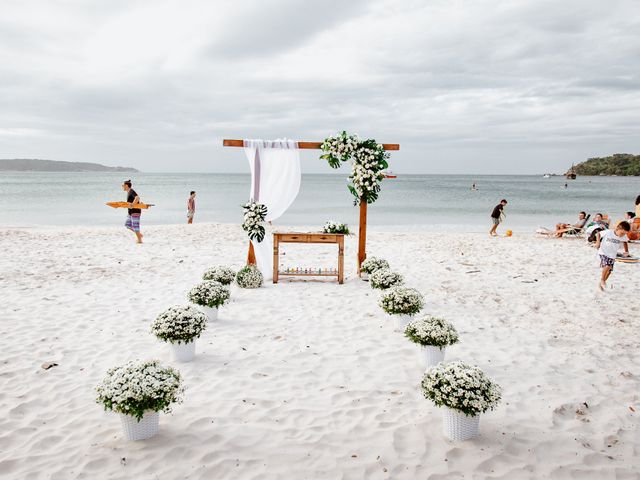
382;171;397;179
566;164;577;180
543;174;551;178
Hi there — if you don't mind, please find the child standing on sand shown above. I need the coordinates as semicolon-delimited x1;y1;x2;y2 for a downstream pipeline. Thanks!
595;221;630;290
489;199;507;236
187;191;196;224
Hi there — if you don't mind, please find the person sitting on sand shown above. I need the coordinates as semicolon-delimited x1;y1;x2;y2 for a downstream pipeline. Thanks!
554;211;587;237
595;221;631;291
626;211;636;222
187;191;196;224
489;199;507;236
122;180;143;244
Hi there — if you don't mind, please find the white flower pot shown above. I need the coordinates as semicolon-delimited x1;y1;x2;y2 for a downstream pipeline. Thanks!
394;314;412;330
420;345;445;368
442;407;480;441
197;305;218;321
170;340;196;362
361;272;369;281
119;411;159;441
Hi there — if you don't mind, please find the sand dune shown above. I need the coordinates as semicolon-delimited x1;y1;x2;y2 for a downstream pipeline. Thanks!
1;224;638;479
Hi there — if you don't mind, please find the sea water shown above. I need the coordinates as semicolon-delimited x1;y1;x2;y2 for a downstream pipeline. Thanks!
0;172;637;232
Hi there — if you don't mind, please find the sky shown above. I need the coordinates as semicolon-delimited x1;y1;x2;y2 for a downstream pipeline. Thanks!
1;0;639;174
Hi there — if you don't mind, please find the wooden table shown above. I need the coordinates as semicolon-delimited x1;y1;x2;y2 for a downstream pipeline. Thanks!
273;232;345;284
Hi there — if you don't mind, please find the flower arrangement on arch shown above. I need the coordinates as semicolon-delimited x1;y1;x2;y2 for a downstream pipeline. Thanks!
236;265;263;289
188;281;230;308
322;221;350;235
203;266;236;285
151;305;207;345
360;257;390;274
421;361;501;417
405;316;459;347
379;286;424;316
320;131;390;205
242;202;267;243
95;360;184;421
369;268;404;290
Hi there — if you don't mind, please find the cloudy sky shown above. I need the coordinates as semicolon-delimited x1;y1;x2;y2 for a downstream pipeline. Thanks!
1;0;639;174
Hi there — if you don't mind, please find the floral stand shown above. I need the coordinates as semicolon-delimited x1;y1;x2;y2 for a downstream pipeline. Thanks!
171;341;196;362
197;305;218;321
443;407;480;441
120;411;159;441
394;314;412;330
420;345;445;367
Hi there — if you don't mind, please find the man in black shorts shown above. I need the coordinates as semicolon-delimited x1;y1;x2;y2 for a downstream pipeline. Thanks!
489;199;507;236
122;180;143;243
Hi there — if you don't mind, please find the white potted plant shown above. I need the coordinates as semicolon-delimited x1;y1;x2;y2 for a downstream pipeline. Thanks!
203;266;236;285
379;286;424;329
369;268;404;290
95;360;184;441
151;305;207;362
236;265;263;289
421;361;501;441
188;281;230;321
360;256;389;281
404;316;459;367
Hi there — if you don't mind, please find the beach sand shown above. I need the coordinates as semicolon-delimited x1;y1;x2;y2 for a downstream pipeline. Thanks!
1;224;639;479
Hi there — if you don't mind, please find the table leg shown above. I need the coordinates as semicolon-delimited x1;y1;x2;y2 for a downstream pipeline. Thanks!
273;236;279;284
338;237;344;284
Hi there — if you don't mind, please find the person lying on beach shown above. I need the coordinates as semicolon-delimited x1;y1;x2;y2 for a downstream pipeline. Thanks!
554;211;587;237
625;211;636;222
595;221;630;291
586;213;609;243
122;180;143;244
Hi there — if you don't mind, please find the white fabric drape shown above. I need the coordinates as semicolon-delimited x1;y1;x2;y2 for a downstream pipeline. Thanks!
243;139;301;279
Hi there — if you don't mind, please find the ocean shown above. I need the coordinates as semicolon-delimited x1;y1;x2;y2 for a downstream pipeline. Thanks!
0;172;637;231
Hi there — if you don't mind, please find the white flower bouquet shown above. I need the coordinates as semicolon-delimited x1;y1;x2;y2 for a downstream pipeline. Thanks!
236;265;263;289
320;131;390;205
242;202;268;243
360;257;390;274
369;268;404;290
405;316;459;347
96;360;184;420
203;266;236;285
322;220;350;235
151;305;207;345
188;281;230;308
379;286;424;316
421;361;501;417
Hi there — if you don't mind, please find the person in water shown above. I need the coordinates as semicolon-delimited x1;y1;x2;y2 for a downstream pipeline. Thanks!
187;191;196;224
489;199;507;236
122;180;143;244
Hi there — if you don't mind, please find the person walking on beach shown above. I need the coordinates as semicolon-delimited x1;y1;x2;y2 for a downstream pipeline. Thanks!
187;191;196;224
122;180;143;244
489;199;507;236
595;221;630;291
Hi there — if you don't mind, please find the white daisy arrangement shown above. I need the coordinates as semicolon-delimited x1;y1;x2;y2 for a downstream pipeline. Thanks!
96;360;184;420
405;316;459;347
421;361;501;417
322;220;350;235
188;281;230;308
320;131;390;205
369;268;404;290
203;266;236;285
242;202;267;243
379;286;424;316
360;257;390;274
236;265;263;289
151;305;207;345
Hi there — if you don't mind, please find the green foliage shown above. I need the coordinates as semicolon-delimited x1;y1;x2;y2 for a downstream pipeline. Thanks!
572;154;640;176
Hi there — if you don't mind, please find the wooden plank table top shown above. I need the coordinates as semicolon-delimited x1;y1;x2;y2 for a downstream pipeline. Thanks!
273;232;345;284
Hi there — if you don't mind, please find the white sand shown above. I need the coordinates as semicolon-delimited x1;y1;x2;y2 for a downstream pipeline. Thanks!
1;223;639;479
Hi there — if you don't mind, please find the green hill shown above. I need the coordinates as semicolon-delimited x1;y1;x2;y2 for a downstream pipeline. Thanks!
572;154;640;176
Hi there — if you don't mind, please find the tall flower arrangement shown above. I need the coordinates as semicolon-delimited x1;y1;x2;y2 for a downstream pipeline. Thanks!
242;202;267;243
320;131;389;205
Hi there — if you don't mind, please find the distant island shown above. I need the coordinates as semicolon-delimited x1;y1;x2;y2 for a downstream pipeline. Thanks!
0;159;138;172
569;153;640;176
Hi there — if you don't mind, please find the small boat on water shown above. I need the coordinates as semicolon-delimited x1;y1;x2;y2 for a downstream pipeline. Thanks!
565;164;577;179
543;174;551;178
382;171;397;179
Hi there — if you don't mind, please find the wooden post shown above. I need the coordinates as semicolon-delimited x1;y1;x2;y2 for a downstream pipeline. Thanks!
358;198;367;274
338;235;344;284
272;235;279;283
247;242;256;265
